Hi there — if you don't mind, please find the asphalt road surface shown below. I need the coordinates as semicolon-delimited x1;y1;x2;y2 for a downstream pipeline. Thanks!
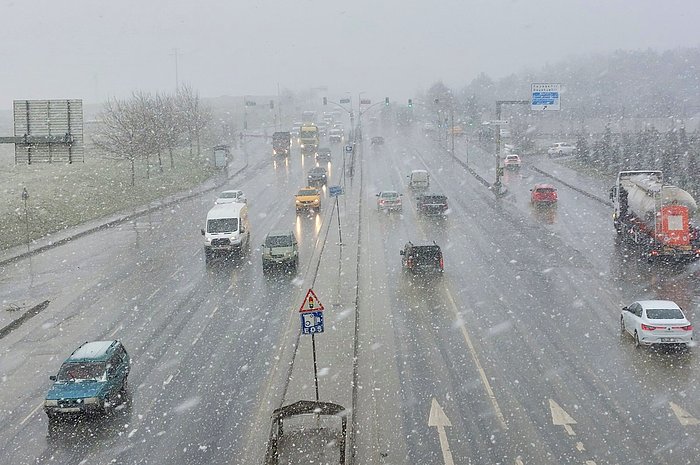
2;122;700;465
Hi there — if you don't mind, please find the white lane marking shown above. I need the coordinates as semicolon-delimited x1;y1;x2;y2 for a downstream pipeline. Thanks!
444;285;508;430
169;266;182;279
163;374;174;386
669;401;700;426
209;306;219;318
585;461;597;465
146;288;160;301
549;399;577;436
109;325;122;338
428;398;454;465
20;402;44;425
576;442;586;452
515;457;524;465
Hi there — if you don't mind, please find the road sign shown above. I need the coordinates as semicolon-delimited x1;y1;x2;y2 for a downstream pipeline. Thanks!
299;288;325;313
300;311;324;334
339;98;351;104
531;83;561;111
360;99;371;105
489;120;509;125
245;100;256;107
329;185;343;197
345;145;353;153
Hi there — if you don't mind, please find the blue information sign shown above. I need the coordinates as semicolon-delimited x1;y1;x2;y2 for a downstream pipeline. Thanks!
329;185;343;197
531;83;561;111
301;311;324;334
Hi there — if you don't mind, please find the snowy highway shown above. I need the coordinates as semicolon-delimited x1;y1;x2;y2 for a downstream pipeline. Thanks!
2;125;700;464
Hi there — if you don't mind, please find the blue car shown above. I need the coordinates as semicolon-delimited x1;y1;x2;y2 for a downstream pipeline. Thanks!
44;340;130;421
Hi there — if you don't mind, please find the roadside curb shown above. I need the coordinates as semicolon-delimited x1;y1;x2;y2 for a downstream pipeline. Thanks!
529;165;612;207
0;162;249;268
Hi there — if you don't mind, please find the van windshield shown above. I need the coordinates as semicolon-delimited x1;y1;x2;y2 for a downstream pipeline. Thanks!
207;218;238;233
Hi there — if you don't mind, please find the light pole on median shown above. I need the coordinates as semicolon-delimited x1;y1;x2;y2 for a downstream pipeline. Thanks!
22;188;29;252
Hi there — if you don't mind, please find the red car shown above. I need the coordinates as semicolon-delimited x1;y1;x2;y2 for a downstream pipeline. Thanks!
530;184;558;205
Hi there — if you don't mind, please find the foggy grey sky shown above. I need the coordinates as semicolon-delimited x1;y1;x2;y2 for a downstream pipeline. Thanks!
1;0;699;108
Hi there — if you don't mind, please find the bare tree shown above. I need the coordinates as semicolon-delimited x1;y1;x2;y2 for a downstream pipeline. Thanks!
92;98;142;186
177;84;212;156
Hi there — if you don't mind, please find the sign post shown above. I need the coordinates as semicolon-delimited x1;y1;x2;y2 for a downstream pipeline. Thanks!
299;289;325;401
329;185;344;245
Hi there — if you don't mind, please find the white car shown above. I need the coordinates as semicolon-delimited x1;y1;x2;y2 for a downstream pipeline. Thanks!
376;191;403;212
215;190;247;205
504;154;521;169
547;142;576;157
621;300;693;348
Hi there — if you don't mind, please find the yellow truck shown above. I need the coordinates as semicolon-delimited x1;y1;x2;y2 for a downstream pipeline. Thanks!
295;187;321;212
299;125;320;155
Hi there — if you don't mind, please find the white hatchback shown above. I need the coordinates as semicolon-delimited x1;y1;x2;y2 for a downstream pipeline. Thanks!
621;300;693;348
215;190;247;205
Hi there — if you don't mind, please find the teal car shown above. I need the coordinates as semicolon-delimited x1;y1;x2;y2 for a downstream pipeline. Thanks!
44;340;130;421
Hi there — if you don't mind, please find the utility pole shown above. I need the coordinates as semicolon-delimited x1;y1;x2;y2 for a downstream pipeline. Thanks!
22;188;29;252
171;48;180;91
450;108;455;158
494;100;529;196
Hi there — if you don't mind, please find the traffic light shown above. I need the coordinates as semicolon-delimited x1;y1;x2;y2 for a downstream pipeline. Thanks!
385;97;390;106
323;97;328;105
408;99;413;108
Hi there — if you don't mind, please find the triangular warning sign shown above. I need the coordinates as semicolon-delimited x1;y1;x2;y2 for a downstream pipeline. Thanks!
299;288;324;313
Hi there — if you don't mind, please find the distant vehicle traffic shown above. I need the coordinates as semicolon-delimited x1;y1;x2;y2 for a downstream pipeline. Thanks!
416;194;448;216
272;131;291;156
45;340;130;424
530;184;558;205
329;128;344;143
400;241;444;274
408;170;430;190
215;189;247;205
262;230;299;273
295;187;321;212
548;142;576;157
307;166;328;186
611;170;700;261
299;124;320;155
621;300;693;348
376;191;403;212
504;154;521;169
316;147;332;162
202;202;250;263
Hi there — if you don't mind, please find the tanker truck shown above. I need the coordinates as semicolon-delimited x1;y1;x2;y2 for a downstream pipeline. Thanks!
611;170;700;261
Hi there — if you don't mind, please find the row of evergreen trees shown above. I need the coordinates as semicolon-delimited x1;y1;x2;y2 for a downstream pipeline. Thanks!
576;126;700;195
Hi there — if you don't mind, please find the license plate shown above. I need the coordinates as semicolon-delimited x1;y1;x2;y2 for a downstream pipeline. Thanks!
661;337;677;342
58;407;82;413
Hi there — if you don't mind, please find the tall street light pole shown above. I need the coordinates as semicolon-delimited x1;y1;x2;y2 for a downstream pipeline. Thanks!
22;187;29;252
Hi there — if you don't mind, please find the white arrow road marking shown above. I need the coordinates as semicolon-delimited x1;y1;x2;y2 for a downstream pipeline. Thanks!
515;456;524;465
429;398;454;465
549;399;577;436
669;401;700;426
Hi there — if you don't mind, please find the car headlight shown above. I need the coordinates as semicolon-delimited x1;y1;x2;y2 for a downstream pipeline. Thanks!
313;199;320;204
295;200;302;204
83;397;100;405
45;399;58;407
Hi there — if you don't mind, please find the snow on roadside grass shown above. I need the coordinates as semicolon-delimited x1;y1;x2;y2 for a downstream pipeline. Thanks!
0;142;217;250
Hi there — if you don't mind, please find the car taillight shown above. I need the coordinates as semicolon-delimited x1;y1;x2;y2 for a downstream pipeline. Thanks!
407;258;413;267
679;325;693;331
641;324;659;331
439;256;444;269
650;250;659;256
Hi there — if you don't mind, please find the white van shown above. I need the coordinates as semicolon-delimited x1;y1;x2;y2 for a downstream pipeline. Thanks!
408;170;430;190
201;203;250;262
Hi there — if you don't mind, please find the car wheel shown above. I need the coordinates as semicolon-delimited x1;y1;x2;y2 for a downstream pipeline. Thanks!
634;331;641;348
620;317;626;335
